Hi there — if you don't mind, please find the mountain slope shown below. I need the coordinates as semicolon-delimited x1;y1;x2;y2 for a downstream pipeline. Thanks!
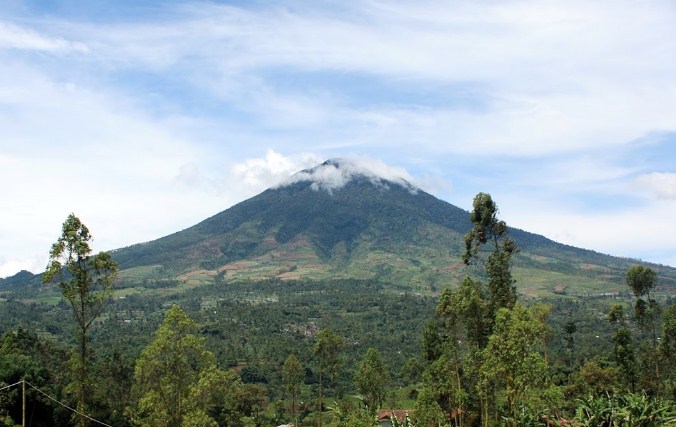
106;160;676;297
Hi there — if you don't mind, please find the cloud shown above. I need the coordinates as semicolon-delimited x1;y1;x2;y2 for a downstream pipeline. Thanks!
16;0;667;159
0;256;44;279
231;150;324;193
501;197;676;267
283;156;417;192
0;21;88;52
1;0;675;274
633;172;676;200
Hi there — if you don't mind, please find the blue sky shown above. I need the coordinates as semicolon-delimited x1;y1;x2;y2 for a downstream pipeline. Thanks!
1;0;676;277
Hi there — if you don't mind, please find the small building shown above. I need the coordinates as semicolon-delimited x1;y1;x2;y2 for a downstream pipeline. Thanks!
377;409;413;427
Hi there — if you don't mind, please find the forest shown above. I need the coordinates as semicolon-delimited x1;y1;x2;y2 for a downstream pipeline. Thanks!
0;195;674;426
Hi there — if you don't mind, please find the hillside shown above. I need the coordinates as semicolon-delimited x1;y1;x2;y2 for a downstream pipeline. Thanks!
99;159;675;298
3;160;674;298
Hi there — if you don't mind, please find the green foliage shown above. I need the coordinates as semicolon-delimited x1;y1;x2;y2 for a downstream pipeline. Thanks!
626;265;657;298
608;304;626;325
612;327;636;392
0;328;70;425
661;304;676;373
43;214;119;322
326;397;377;427
575;393;675;426
354;348;390;413
400;357;423;385
625;265;661;393
577;360;619;396
43;214;118;426
480;303;547;426
463;193;517;333
129;305;222;427
313;328;345;426
96;173;676;299
282;354;303;425
412;387;445;427
463;192;508;257
314;329;345;384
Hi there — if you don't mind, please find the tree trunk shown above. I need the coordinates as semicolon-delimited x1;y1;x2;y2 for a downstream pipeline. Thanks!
317;372;323;427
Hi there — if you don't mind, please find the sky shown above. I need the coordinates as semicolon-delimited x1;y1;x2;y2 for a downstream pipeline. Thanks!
1;0;676;278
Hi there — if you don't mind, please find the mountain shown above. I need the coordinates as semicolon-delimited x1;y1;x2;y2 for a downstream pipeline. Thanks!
107;159;676;298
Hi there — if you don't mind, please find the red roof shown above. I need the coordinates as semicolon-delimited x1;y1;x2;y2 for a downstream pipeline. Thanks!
377;409;413;421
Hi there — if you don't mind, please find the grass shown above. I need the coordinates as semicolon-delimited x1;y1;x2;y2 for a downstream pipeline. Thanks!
514;266;623;298
118;264;164;280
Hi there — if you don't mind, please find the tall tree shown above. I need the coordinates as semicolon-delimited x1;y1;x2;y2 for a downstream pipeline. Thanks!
463;192;518;332
530;303;553;363
43;214;118;427
129;305;224;427
354;348;390;414
480;304;547;427
282;354;304;426
607;304;636;393
413;387;445;427
612;327;636;393
625;265;661;382
660;304;676;378
460;193;518;426
563;316;577;368
313;328;345;427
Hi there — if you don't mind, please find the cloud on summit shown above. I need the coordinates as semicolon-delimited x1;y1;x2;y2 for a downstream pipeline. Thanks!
282;157;418;193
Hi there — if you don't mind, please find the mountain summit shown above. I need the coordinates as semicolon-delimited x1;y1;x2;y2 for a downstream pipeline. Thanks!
280;158;419;194
108;159;676;296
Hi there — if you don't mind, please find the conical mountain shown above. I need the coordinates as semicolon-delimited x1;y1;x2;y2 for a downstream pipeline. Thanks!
110;159;676;296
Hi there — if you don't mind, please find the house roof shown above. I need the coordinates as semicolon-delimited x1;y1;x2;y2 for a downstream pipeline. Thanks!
377;409;413;421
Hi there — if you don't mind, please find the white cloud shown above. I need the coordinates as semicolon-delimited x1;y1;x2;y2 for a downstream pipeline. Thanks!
0;21;88;53
0;257;44;279
1;0;676;274
283;156;417;192
230;150;324;193
30;0;670;158
633;172;676;200
503;197;676;267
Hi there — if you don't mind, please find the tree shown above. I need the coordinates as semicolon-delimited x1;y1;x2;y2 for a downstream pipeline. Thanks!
563;317;577;368
354;348;390;414
400;357;423;385
413;387;445;427
612;327;636;393
462;192;518;323
661;304;676;371
460;193;518;426
282;354;304;426
625;265;661;382
43;214;118;426
313;329;345;427
608;304;626;325
420;194;519;427
129;305;224;427
480;303;547;427
529;302;553;363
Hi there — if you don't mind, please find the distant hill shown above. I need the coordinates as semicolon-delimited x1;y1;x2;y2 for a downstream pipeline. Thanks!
103;159;676;298
2;159;673;297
